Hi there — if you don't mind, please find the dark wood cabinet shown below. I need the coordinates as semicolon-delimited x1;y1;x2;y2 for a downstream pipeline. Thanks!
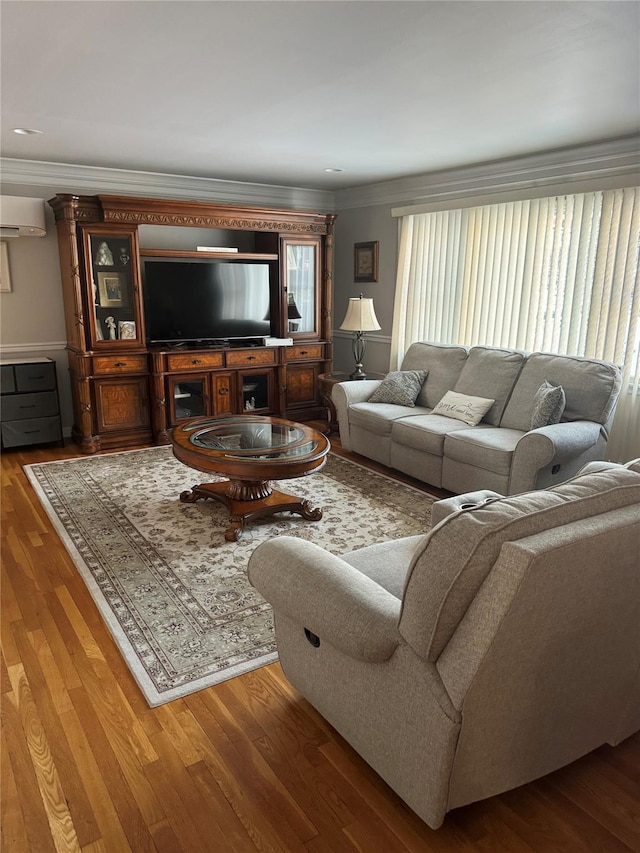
285;344;327;415
148;349;282;443
94;376;150;434
212;372;234;416
50;194;335;452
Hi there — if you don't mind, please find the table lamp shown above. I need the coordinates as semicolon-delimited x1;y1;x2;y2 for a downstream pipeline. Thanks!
287;292;302;332
339;295;381;379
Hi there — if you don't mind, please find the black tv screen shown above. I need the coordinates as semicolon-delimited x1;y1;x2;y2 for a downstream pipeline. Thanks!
142;259;272;344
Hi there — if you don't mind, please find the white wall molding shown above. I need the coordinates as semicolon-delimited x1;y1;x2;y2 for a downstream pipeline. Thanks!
335;136;640;211
0;341;67;355
0;159;335;212
332;329;391;345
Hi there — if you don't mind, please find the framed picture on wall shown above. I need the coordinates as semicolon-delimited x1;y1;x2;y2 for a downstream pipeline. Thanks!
97;272;127;307
354;241;378;283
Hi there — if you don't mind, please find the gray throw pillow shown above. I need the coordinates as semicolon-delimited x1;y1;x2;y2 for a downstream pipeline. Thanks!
369;370;428;407
531;380;566;429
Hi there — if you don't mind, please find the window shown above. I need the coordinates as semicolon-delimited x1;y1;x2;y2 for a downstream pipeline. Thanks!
391;188;640;462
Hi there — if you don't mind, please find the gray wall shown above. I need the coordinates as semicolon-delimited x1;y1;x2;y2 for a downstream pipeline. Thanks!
332;204;397;376
0;203;73;427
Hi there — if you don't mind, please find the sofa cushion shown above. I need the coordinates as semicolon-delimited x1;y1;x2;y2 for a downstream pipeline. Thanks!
349;401;429;437
400;342;468;409
399;467;640;662
454;346;525;426
432;391;495;426
501;352;621;431
369;370;428;407
443;427;523;476
341;535;427;599
531;380;566;428
392;413;471;455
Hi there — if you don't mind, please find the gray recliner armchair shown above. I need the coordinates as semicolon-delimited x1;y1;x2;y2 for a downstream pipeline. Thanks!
248;461;640;828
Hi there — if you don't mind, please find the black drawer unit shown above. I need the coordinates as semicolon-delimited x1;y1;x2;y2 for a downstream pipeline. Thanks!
0;358;63;448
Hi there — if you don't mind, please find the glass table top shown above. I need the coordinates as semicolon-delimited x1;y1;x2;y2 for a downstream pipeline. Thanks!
177;416;325;461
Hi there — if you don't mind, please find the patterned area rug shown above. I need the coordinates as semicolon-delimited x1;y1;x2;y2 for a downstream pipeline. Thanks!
24;447;435;706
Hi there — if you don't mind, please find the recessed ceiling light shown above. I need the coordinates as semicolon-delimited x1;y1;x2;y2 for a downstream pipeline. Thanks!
12;127;43;136
323;168;343;173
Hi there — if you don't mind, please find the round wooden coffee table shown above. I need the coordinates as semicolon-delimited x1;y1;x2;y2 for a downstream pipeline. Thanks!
171;415;330;540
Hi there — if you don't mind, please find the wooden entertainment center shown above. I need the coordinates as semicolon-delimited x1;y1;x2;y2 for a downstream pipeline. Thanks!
49;194;336;453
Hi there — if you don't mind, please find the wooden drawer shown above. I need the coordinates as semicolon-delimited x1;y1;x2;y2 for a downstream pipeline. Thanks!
285;344;323;361
226;349;275;367
93;355;148;375
167;352;224;371
2;391;59;421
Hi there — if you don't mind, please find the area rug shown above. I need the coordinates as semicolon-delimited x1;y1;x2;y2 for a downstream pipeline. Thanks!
24;447;435;706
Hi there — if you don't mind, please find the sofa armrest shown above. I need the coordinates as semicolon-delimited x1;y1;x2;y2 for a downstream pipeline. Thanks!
248;536;401;662
578;458;640;474
430;490;503;527
510;420;603;493
332;379;382;450
578;460;623;475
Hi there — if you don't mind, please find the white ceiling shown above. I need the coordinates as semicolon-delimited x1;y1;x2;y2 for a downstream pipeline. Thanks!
1;1;639;191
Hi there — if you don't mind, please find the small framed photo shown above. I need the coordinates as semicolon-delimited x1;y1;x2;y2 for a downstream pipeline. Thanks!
354;241;378;283
118;320;136;340
97;272;127;307
0;242;12;292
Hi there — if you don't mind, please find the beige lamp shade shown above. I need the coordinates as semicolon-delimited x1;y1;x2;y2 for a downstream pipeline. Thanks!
339;296;381;332
339;296;381;379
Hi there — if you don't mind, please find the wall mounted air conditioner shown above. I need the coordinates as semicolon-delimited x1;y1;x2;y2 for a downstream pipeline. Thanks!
0;196;47;237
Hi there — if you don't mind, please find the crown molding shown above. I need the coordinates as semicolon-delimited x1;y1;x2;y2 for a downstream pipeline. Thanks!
334;136;640;211
2;135;638;217
0;159;335;212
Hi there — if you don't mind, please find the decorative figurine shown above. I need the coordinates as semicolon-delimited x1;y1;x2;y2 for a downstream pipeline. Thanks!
119;247;130;266
105;316;117;340
94;241;114;266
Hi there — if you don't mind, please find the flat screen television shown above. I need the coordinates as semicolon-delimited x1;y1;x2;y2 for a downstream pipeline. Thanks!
142;259;272;344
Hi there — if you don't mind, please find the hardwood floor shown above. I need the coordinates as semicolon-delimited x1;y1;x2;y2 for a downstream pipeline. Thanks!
2;439;639;853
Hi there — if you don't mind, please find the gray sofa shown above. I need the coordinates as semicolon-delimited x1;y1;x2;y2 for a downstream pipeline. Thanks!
333;342;622;494
248;460;640;828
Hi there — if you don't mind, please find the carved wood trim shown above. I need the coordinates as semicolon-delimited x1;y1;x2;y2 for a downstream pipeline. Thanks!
98;195;331;234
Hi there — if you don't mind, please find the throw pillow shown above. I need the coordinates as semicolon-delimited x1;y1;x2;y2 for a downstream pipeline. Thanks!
431;390;495;426
368;370;428;407
531;380;566;429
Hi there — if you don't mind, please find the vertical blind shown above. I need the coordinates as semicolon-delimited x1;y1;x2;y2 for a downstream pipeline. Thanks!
391;187;640;462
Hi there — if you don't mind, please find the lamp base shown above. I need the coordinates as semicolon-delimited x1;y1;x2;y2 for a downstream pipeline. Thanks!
349;364;368;380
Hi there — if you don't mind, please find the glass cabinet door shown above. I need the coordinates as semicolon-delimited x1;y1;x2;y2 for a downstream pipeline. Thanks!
239;370;274;413
85;229;143;348
168;376;208;422
282;237;320;338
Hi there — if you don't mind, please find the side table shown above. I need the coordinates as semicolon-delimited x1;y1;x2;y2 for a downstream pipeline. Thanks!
318;371;385;435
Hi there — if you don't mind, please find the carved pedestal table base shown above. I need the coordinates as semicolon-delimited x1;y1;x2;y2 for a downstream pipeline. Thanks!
172;415;329;541
180;479;322;541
